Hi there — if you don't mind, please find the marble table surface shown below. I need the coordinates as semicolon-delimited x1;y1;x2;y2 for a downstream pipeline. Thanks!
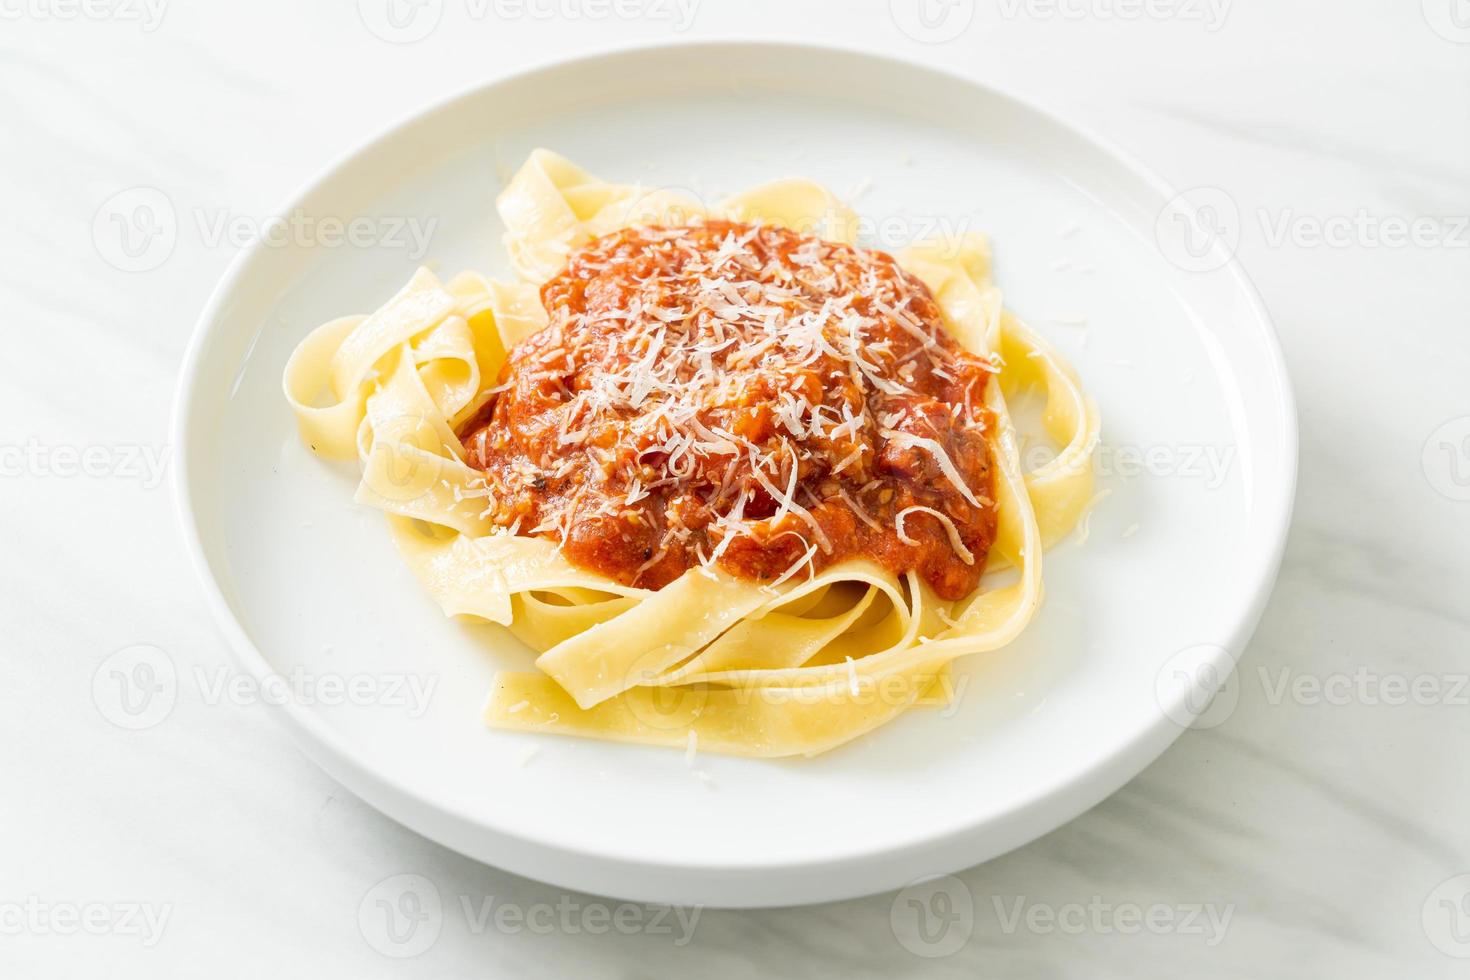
4;1;1468;975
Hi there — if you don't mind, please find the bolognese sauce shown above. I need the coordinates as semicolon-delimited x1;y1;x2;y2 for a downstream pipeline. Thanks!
458;220;1000;601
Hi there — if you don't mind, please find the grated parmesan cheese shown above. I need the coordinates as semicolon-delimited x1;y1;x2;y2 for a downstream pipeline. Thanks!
461;220;1002;599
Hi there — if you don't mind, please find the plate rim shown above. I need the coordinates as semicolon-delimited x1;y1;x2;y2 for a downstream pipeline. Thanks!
171;37;1298;901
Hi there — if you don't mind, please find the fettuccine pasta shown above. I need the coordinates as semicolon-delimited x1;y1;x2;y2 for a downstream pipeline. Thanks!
283;149;1100;757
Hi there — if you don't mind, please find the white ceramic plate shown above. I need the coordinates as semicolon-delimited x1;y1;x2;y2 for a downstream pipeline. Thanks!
174;41;1296;908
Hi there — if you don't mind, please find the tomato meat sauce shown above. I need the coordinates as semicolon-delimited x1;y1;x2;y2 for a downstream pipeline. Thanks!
458;220;999;601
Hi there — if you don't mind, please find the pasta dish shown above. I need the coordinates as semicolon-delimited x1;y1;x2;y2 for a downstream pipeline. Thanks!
283;150;1100;757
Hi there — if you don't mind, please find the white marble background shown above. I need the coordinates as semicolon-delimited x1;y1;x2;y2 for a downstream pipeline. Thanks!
4;0;1469;975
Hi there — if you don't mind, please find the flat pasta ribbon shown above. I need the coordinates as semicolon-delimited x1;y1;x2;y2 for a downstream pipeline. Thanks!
281;150;1101;758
